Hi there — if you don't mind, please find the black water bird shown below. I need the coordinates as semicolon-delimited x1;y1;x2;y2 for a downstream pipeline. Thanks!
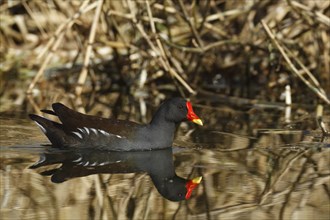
30;148;202;201
29;98;203;151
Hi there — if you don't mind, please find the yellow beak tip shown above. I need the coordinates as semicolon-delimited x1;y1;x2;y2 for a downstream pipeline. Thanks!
192;176;203;184
192;119;203;126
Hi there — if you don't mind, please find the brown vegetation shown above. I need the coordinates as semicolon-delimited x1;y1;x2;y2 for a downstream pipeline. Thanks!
0;0;329;115
0;1;329;218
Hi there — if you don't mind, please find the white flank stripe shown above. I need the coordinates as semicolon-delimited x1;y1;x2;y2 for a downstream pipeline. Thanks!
35;121;47;134
72;157;82;162
83;127;90;134
72;132;83;139
98;129;110;136
90;162;98;166
90;128;98;135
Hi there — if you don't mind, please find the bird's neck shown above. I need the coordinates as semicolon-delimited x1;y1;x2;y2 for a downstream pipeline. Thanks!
149;118;177;146
149;172;177;189
149;108;177;130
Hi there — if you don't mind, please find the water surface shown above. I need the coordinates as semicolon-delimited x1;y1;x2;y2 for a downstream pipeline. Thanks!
0;104;329;220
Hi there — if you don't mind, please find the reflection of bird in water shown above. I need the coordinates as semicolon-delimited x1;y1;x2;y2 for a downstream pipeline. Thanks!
30;148;202;201
29;98;203;201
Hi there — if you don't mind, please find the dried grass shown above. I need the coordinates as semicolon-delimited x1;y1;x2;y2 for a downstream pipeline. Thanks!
0;0;329;111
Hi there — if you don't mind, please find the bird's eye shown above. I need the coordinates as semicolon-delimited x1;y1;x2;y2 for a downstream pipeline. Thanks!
178;193;183;197
178;105;184;110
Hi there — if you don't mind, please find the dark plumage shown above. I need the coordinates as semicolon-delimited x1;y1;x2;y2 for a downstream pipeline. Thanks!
29;98;203;151
29;148;202;201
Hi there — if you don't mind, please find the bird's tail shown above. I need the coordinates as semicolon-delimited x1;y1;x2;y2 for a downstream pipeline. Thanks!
29;114;76;147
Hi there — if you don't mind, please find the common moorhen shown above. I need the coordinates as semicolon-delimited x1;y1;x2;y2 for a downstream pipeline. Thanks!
30;148;202;201
29;98;203;151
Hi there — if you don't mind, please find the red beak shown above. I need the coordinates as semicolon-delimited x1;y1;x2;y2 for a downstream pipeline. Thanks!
186;101;203;126
185;176;202;199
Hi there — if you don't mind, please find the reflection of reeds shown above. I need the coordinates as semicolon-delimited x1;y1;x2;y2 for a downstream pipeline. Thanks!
1;103;329;219
1;144;329;219
0;0;329;113
1;1;329;217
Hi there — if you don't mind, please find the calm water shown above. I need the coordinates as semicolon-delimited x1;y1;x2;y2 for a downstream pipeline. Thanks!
0;103;329;220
